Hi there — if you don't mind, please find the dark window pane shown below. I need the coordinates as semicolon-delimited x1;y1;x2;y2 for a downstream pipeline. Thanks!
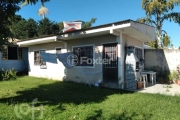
135;48;142;60
8;47;17;60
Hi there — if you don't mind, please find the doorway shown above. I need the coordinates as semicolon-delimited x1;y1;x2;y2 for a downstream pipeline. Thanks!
102;43;118;84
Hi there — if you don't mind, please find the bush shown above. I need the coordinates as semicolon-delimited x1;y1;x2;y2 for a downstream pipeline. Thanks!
172;70;179;79
0;68;17;81
168;74;173;81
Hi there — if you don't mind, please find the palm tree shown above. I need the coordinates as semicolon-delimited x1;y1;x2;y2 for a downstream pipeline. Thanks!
137;0;180;48
21;0;49;19
38;2;49;19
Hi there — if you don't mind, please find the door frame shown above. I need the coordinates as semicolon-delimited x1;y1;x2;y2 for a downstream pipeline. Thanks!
102;42;118;83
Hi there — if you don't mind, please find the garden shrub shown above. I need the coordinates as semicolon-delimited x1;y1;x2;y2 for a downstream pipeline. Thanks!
0;68;17;81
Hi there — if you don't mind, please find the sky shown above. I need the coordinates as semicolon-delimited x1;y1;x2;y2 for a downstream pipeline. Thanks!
16;0;180;47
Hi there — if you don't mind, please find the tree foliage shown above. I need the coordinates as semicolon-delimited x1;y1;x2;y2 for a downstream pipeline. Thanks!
162;35;171;47
11;16;38;40
0;0;52;51
20;0;50;7
137;0;180;48
11;16;97;40
21;0;49;19
0;0;21;51
38;18;59;36
82;18;97;29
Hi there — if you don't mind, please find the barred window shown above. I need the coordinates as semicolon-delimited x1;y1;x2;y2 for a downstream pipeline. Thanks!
34;50;45;65
73;46;93;66
2;46;8;60
135;48;143;61
18;48;23;60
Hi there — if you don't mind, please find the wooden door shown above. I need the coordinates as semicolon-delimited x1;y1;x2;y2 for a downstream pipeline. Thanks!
103;43;118;82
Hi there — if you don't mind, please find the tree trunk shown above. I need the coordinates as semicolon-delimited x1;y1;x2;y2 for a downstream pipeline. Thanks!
157;12;162;48
157;28;162;48
42;14;45;19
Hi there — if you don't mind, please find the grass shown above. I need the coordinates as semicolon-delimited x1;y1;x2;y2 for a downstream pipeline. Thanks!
0;76;180;120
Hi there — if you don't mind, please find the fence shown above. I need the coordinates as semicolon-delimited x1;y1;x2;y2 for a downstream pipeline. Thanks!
144;49;180;79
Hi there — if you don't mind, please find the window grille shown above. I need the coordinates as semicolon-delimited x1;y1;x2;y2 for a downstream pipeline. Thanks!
73;46;93;66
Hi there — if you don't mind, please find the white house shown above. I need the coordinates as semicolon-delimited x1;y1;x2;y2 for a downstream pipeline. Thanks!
17;19;156;90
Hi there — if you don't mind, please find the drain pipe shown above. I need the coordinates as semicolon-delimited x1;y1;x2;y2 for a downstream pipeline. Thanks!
55;37;67;50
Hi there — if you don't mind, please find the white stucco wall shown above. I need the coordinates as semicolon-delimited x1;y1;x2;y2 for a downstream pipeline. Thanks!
28;33;144;86
28;42;66;80
66;35;117;84
145;49;180;73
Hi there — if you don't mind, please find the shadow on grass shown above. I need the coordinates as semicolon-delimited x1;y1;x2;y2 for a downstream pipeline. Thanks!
85;110;102;120
0;81;134;105
85;109;153;120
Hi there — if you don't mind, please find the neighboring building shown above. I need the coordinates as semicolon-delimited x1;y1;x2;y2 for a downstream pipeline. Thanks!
0;39;28;72
17;19;156;89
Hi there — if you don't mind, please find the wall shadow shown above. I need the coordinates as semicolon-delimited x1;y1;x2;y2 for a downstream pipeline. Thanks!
144;49;172;83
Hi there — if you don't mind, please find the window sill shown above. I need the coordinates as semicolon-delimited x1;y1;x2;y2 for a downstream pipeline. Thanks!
1;59;23;61
73;66;95;69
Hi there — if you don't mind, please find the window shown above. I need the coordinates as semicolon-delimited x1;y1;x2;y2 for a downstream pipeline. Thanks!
2;46;23;60
2;46;8;60
56;48;61;54
135;47;143;61
34;50;45;65
18;48;23;59
73;45;93;66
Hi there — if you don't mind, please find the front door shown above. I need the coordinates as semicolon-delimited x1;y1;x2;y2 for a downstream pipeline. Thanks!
103;43;118;83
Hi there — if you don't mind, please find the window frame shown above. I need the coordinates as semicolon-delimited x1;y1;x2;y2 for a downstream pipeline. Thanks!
2;46;8;60
134;46;144;65
1;46;23;60
34;49;46;66
72;44;95;68
18;48;23;60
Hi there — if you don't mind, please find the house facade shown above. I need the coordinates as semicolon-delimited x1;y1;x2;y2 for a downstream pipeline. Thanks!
0;45;28;72
17;20;156;89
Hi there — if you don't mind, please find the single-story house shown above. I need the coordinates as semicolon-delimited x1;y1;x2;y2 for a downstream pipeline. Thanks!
0;39;28;72
17;19;156;90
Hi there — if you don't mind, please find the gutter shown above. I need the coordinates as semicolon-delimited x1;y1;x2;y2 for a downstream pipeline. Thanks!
55;37;67;49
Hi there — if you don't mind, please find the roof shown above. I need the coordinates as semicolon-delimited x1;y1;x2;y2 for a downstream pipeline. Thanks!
17;19;156;46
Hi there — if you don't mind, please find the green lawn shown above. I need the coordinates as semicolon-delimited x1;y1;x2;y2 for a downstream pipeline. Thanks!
0;76;180;120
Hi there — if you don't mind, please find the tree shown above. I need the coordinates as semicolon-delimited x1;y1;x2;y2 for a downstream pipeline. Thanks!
0;0;51;51
26;18;38;38
0;0;21;51
58;22;64;32
38;18;59;36
12;19;28;40
20;0;50;7
137;0;180;48
11;18;38;40
38;2;49;19
21;0;50;19
82;18;97;29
